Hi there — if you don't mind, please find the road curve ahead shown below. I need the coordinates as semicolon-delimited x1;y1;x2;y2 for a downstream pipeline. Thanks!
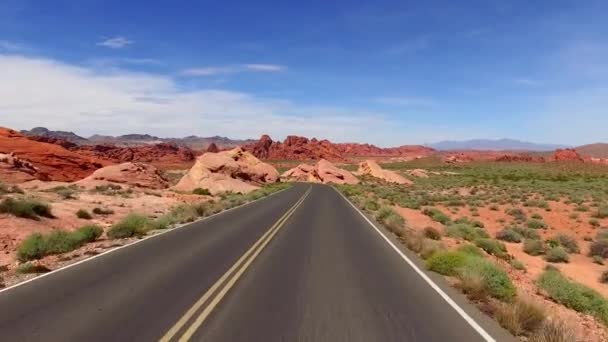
0;183;512;342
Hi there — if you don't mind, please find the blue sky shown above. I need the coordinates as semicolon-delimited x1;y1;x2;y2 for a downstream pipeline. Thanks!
1;0;607;146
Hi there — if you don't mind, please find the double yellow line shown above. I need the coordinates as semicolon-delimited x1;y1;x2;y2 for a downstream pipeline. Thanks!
160;186;312;342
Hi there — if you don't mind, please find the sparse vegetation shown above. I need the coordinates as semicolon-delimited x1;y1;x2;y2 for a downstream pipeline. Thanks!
523;239;545;256
423;226;441;240
192;188;211;196
422;207;451;225
107;213;151;239
538;269;608;325
0;198;53;220
495;299;546;336
475;238;508;259
76;209;92;220
16;225;104;262
496;228;523;243
544;247;569;263
92;207;114;215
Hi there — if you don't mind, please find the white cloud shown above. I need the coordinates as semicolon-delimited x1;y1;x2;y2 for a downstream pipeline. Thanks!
97;36;133;49
244;64;286;72
0;53;394;143
180;64;287;77
375;96;437;107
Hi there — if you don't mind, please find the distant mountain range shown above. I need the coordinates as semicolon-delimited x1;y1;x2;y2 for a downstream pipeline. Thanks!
576;143;608;158
428;139;570;151
20;127;256;150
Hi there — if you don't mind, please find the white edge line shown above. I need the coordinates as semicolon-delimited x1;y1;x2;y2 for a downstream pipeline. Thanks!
0;187;292;295
333;187;496;342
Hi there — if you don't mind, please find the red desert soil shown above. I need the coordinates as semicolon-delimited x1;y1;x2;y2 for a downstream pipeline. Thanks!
0;127;106;182
243;135;434;161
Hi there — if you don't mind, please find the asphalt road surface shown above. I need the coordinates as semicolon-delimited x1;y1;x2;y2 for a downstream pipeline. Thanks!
0;183;513;341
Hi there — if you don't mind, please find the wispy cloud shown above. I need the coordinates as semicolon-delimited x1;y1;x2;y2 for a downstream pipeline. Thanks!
0;40;22;51
375;96;437;107
514;78;542;86
180;64;287;77
97;36;133;49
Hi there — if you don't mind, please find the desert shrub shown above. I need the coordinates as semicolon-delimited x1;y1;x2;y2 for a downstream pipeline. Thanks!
512;226;541;240
107;213;151;239
597;230;608;240
458;258;516;302
92;207;114;215
527;219;547;229
495;299;546;336
422;207;451;225
531;213;543;220
590;219;600;227
445;223;488;241
523;239;545;256
475;238;509;259
555;234;580;254
538;269;608;325
593;255;605;265
489;204;499;211
16;233;47;261
375;207;406;236
457;244;485;257
528;320;576;342
589;240;608;259
423;226;441;240
365;199;380;212
507;208;527;222
600;271;608;284
419;239;446;259
44;230;82;254
510;259;526;271
16;262;50;274
76;209;92;220
51;186;79;200
496;228;523;243
169;204;200;224
575;204;589;212
75;225;103;243
0;198;53;220
544;247;569;263
426;251;471;276
594;204;608;219
192;188;211;196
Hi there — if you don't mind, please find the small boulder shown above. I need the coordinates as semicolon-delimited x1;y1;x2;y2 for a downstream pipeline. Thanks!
356;160;412;185
79;162;169;189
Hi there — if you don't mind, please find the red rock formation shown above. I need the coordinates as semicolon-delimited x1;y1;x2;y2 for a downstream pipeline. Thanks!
27;135;78;149
243;135;435;161
0;153;50;183
79;162;169;189
0;127;105;182
553;149;584;162
75;143;195;166
281;159;359;184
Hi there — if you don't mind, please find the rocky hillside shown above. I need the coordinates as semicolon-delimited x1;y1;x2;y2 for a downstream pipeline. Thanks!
576;143;608;159
0;127;106;182
243;135;435;161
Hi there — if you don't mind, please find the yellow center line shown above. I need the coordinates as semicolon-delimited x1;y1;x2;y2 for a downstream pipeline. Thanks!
160;186;311;342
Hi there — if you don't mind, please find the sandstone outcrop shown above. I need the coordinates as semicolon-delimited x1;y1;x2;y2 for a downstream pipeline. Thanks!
78;162;169;189
356;160;412;184
281;159;359;184
174;147;279;194
0;153;48;183
0;127;105;182
553;149;584;162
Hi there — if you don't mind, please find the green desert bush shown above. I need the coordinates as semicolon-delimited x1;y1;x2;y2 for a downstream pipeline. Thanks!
445;223;488;241
589;240;608;259
423;226;441;240
422;207;451;225
544;247;569;263
523;239;545;256
92;207;114;215
600;271;608;284
192;188;211;196
0;198;53;220
555;234;580;254
419;239;446;259
457;244;485;257
590;218;601;227
512;226;541;240
594;204;608;219
527;219;547;230
458;257;516;302
107;213;151;239
495;299;546;336
475;238;508;259
426;251;471;276
538;269;608;325
375;207;406;236
496;228;523;243
16;262;50;274
16;225;103;262
510;259;526;271
593;255;605;265
76;209;92;220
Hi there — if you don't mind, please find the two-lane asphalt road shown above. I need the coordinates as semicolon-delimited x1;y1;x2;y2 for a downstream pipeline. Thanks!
0;183;513;341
